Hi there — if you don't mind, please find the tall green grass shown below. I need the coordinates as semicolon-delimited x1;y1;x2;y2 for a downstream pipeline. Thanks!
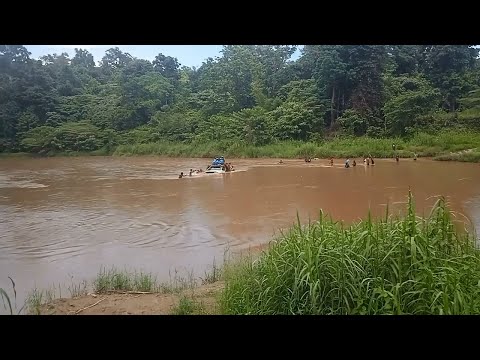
94;267;160;293
221;193;480;315
113;130;480;161
93;266;197;294
24;284;63;315
171;296;206;315
201;258;223;285
6;130;480;161
0;277;25;315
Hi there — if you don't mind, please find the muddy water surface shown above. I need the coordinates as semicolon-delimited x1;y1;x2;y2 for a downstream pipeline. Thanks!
1;156;479;310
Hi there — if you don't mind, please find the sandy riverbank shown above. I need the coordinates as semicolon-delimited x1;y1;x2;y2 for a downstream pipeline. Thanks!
39;281;224;315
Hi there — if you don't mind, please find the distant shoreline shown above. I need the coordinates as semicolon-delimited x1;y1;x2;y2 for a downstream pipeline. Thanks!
2;131;480;163
0;150;478;163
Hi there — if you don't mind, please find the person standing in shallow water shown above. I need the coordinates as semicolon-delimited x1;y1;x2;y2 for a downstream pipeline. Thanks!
352;160;356;167
396;155;399;162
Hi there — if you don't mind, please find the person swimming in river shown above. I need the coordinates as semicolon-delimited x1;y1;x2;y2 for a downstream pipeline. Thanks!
189;169;193;176
369;155;375;165
330;158;334;166
345;159;350;168
179;172;184;179
366;157;370;166
278;159;283;164
413;153;417;161
352;159;356;167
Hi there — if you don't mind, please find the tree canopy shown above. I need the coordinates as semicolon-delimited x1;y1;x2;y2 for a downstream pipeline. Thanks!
1;45;479;153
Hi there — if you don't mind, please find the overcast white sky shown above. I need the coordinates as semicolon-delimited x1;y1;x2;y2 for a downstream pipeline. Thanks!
24;45;303;68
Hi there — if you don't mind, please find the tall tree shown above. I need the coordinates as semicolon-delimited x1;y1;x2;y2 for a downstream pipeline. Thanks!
101;47;133;70
419;45;479;111
153;53;180;82
312;45;350;128
0;45;31;65
71;48;95;69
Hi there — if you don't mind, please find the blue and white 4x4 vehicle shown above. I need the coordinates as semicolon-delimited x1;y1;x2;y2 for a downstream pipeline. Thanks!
206;157;226;173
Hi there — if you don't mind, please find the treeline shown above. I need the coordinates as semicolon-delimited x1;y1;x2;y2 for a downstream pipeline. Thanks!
1;45;479;154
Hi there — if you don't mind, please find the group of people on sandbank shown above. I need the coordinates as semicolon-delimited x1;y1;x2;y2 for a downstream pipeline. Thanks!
277;148;418;168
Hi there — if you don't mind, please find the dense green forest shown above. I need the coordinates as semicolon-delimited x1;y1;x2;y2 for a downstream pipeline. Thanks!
1;45;480;157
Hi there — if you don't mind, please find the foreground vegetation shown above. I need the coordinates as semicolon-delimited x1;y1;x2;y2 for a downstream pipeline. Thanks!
221;193;480;314
1;265;221;315
3;193;480;315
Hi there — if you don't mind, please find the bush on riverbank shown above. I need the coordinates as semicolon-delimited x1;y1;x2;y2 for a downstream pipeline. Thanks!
3;130;480;162
112;130;480;160
221;193;480;315
18;122;118;155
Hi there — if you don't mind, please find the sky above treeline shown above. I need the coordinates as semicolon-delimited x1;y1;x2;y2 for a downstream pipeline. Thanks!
24;45;304;68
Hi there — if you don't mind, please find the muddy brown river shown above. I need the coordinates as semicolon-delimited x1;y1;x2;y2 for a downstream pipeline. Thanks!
1;156;480;311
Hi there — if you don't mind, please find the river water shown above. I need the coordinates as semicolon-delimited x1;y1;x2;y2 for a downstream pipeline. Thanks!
1;156;479;310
